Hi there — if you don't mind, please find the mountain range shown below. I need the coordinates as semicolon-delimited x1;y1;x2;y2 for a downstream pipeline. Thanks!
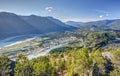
65;21;83;28
0;12;120;39
66;19;120;31
0;12;76;39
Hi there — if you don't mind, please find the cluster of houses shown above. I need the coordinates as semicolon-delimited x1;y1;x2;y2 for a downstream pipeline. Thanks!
22;36;78;56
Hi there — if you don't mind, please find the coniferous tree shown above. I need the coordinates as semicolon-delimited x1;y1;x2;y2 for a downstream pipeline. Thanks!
0;55;11;76
14;54;32;76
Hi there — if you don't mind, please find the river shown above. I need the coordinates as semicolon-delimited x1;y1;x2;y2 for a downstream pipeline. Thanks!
10;43;67;61
27;43;67;59
0;34;67;60
0;34;43;47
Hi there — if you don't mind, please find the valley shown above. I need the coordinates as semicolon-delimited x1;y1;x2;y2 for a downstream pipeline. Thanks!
0;32;79;60
0;0;120;76
0;12;120;76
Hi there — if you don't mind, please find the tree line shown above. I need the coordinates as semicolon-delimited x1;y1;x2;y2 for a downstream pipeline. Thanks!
0;48;120;76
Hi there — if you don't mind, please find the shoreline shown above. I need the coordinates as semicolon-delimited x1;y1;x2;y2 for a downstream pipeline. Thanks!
11;43;67;61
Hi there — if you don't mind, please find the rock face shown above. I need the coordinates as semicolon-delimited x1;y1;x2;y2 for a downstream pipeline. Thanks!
102;52;113;60
0;12;76;39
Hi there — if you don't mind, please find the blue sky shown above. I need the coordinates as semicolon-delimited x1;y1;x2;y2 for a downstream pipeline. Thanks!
0;0;120;22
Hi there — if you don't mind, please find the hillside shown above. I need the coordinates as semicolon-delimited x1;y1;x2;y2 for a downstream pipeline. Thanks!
67;19;120;31
21;15;75;33
65;21;83;27
0;12;40;39
0;12;76;39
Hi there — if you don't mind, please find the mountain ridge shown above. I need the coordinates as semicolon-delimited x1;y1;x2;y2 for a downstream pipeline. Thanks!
0;12;120;39
0;12;76;39
66;19;120;31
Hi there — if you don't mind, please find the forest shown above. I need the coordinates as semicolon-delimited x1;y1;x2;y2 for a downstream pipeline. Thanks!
0;31;120;76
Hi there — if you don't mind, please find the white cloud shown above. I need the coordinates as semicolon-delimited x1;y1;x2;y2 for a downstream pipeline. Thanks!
94;9;110;18
45;7;53;12
99;14;110;18
99;15;104;18
62;18;100;22
95;9;110;14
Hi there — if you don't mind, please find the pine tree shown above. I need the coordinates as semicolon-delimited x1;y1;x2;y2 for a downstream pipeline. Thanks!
14;54;32;76
0;55;11;76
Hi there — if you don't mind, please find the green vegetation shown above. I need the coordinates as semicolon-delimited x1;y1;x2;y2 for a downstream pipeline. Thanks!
85;31;116;49
1;37;49;58
0;55;11;76
0;48;120;76
0;31;120;76
50;31;117;54
2;38;45;52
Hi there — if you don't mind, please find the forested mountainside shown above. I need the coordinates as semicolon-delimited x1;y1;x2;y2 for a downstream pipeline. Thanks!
0;12;39;39
0;47;120;76
1;12;120;39
0;12;76;39
20;15;75;33
66;19;120;31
